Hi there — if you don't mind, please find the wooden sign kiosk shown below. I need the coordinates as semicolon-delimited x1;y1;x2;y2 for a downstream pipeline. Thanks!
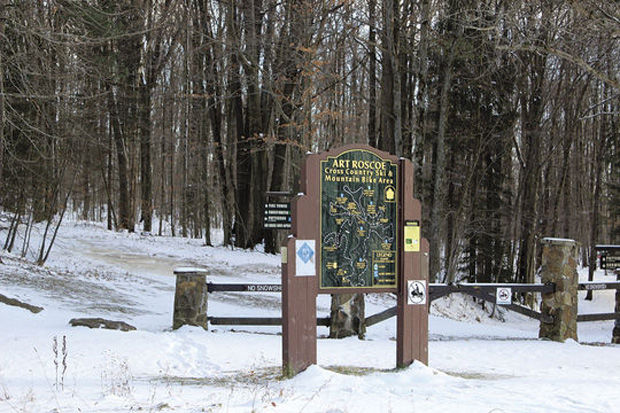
282;144;429;376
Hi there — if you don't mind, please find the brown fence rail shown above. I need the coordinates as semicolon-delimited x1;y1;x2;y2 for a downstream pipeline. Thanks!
206;282;285;326
205;282;556;326
429;283;555;301
429;282;555;323
208;316;330;326
578;281;620;291
577;313;620;322
207;283;282;293
577;281;620;322
204;280;619;326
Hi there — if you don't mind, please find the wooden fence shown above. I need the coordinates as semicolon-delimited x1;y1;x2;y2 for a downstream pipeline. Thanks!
203;280;620;326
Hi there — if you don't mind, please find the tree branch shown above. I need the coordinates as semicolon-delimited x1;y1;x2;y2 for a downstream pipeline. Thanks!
498;44;619;91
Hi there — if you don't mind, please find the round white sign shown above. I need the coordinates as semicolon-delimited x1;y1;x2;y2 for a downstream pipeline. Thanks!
407;280;427;305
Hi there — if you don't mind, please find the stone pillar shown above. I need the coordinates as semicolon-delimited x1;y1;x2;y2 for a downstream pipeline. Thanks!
613;271;620;344
539;238;578;342
173;268;208;330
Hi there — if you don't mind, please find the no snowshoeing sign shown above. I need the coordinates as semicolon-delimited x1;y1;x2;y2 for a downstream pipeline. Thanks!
407;280;427;305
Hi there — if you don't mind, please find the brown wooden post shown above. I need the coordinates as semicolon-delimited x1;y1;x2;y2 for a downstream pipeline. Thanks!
396;158;428;367
613;270;620;344
282;153;319;377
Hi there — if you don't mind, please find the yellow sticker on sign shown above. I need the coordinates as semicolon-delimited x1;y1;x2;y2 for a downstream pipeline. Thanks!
404;222;420;252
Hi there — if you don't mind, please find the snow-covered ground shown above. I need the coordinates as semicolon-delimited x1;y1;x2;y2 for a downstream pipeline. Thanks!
0;218;618;412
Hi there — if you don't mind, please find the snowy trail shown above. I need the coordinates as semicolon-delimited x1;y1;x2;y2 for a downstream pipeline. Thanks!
57;234;289;327
83;243;184;278
66;235;325;322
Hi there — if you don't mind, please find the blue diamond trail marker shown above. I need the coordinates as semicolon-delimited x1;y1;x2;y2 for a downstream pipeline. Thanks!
297;242;314;264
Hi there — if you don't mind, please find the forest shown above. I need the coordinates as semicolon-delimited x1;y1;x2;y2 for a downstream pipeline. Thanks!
1;0;618;287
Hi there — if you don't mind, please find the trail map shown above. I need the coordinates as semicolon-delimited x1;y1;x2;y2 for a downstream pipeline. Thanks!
320;150;398;289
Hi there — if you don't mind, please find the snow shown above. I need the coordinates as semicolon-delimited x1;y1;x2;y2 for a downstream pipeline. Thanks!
541;237;577;243
1;218;619;412
173;267;209;274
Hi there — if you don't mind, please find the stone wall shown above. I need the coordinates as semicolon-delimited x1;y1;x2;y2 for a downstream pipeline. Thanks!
539;238;578;342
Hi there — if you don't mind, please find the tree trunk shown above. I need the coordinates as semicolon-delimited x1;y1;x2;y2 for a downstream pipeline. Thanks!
268;0;305;252
0;13;4;197
159;93;167;236
516;56;546;288
107;83;131;231
412;0;431;187
391;0;402;157
169;98;176;237
139;81;152;232
181;14;190;239
106;119;114;230
367;0;377;148
329;294;366;339
204;56;232;245
429;40;455;283
378;0;396;155
244;0;268;248
586;112;606;300
81;148;90;221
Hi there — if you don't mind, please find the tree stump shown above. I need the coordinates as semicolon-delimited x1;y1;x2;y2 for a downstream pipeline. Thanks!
329;293;365;339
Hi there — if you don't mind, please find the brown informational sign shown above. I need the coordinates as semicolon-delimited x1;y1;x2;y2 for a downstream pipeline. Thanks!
282;144;428;377
320;149;399;290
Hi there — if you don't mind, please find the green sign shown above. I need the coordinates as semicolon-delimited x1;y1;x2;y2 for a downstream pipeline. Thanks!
319;149;398;289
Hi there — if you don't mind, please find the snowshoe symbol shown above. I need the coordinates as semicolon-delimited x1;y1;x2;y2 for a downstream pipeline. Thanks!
407;280;426;305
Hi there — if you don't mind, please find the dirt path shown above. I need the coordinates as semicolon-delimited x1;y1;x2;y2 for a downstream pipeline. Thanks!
79;241;286;314
83;244;185;278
